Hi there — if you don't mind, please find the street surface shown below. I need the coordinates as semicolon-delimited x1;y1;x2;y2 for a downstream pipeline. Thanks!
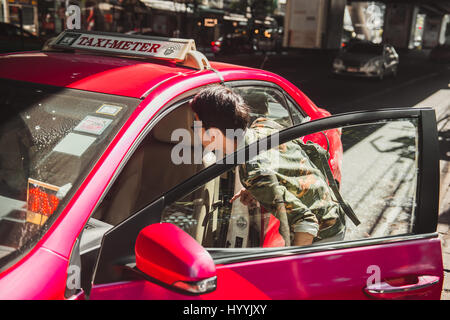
212;49;449;114
341;120;417;240
213;49;450;299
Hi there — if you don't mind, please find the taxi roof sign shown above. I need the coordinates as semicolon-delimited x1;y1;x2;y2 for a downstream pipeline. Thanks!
48;30;211;70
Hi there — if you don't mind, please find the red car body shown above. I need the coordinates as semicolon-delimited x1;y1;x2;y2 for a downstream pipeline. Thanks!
0;34;443;300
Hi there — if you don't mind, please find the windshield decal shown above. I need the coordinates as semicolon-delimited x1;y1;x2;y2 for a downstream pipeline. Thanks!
96;104;123;117
53;133;96;157
74;115;113;136
26;178;60;226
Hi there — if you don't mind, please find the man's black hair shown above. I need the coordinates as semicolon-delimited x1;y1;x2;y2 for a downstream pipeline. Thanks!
190;85;250;134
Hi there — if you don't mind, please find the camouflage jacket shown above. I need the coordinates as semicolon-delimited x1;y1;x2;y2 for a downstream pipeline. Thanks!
239;118;345;243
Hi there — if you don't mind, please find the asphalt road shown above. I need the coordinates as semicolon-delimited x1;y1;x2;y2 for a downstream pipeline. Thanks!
212;49;450;114
213;49;448;238
214;49;450;298
340;120;417;240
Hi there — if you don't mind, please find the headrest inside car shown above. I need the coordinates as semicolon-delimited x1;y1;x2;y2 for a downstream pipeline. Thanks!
152;102;195;146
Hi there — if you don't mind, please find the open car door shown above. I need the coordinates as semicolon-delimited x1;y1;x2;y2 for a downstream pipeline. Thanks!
84;108;443;300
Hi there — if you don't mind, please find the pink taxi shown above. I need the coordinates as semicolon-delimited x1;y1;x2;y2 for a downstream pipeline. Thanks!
0;31;443;300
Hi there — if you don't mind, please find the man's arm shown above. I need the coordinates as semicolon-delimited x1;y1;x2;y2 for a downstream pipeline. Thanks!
239;163;319;246
293;232;314;246
232;186;316;246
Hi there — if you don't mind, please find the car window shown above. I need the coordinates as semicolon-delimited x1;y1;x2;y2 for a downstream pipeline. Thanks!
160;118;419;249
89;87;299;229
5;24;21;37
346;42;383;55
4;24;32;38
0;80;139;268
285;96;306;125
234;86;293;128
90;100;205;227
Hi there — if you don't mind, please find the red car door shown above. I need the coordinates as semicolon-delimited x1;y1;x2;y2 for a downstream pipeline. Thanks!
84;108;443;300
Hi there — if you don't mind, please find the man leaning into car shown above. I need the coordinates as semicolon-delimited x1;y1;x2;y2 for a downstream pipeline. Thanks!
190;85;345;247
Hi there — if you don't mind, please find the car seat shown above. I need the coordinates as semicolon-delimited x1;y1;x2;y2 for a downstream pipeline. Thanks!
143;102;220;244
94;102;220;245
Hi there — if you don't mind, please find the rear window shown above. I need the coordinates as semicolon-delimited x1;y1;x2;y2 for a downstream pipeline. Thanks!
0;79;140;270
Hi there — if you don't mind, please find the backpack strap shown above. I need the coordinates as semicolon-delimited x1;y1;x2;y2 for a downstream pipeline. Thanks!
303;141;361;227
318;152;361;226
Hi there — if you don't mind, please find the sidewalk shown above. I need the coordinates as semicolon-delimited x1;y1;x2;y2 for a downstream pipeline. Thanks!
437;112;450;300
415;88;450;299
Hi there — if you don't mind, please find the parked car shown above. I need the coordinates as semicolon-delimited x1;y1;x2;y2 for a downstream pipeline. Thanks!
0;30;443;300
252;27;283;53
430;44;450;63
211;32;253;56
332;41;399;80
212;27;283;56
0;22;44;53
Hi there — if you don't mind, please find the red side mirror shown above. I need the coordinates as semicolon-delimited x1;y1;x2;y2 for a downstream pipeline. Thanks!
135;223;217;294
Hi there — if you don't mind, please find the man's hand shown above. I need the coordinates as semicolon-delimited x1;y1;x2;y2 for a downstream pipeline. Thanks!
230;187;256;206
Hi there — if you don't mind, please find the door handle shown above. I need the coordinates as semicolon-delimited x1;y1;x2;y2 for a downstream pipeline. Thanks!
364;275;440;299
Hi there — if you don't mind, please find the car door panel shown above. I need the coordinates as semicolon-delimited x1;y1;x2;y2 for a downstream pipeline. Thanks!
87;108;442;300
89;237;442;300
209;238;443;300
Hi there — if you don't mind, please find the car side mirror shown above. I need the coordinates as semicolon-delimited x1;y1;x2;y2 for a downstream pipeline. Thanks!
135;223;217;294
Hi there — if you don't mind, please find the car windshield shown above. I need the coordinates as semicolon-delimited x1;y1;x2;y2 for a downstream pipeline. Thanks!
346;43;383;55
0;79;139;269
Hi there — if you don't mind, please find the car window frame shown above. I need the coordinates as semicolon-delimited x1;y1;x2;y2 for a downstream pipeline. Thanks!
226;80;308;124
78;81;302;263
82;81;306;254
233;85;294;126
91;107;439;286
85;81;307;232
284;93;309;125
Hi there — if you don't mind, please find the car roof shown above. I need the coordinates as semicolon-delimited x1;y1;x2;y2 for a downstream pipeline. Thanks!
0;51;254;98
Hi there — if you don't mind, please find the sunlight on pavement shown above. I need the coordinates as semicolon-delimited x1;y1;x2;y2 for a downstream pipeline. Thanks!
414;88;450;300
341;120;417;240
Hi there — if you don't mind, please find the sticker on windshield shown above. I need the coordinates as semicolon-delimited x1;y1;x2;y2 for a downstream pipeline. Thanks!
96;104;123;117
26;178;60;226
74;115;113;135
53;133;96;157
